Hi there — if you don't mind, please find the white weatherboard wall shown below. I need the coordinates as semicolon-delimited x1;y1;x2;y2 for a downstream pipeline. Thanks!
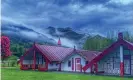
61;53;91;73
86;67;91;73
97;47;120;74
48;62;59;70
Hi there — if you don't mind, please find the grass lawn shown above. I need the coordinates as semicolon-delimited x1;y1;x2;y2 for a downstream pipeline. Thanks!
1;68;133;80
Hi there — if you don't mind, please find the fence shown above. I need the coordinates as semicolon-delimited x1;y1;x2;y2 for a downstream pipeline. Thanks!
1;60;17;67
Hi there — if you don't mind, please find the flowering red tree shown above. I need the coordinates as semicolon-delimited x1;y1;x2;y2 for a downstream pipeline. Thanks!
1;36;11;58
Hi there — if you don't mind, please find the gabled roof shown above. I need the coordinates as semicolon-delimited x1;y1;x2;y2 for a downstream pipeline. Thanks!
34;44;100;62
83;38;133;71
62;50;101;62
76;50;101;62
35;44;74;61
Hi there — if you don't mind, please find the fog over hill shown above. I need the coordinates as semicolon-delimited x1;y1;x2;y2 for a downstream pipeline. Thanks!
2;20;91;48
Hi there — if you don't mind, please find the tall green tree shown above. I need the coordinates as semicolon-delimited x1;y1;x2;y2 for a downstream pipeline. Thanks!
83;35;113;51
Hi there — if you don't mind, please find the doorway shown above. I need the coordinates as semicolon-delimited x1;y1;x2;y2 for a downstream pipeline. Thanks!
75;58;81;72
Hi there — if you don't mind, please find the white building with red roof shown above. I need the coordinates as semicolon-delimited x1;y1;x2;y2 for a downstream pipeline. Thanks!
19;38;100;73
19;33;133;77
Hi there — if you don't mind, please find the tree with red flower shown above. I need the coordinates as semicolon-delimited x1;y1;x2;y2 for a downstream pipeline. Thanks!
1;36;11;59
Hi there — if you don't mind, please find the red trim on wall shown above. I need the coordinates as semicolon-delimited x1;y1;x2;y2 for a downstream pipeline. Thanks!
75;58;81;72
120;62;124;77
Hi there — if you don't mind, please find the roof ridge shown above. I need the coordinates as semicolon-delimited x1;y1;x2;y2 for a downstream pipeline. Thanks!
37;44;74;49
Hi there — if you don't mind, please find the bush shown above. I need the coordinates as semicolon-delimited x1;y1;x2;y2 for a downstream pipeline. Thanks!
2;55;18;67
5;55;18;61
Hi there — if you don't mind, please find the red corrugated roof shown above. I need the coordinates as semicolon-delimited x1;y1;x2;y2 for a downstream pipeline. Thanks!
35;44;100;62
77;50;101;62
35;44;74;61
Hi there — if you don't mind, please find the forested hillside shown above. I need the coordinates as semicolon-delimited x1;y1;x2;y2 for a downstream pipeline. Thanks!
83;35;113;51
83;31;133;51
2;31;133;58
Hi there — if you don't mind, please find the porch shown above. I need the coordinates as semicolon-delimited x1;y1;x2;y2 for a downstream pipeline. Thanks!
20;48;49;71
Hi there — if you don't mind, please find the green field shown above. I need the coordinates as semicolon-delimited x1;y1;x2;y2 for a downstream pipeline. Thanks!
1;68;133;80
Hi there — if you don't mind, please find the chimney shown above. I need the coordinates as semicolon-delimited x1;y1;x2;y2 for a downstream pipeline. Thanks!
57;37;61;46
118;32;123;40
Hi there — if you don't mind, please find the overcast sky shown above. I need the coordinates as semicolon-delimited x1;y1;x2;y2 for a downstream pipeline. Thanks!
1;0;133;35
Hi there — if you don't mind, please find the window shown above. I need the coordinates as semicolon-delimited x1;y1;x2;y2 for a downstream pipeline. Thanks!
124;49;130;55
56;63;58;66
68;60;71;67
85;61;88;65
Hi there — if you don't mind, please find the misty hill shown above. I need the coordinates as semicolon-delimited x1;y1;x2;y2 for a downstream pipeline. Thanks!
47;26;84;40
1;21;88;48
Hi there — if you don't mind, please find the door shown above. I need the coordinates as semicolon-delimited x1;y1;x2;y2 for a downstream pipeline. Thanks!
75;58;81;72
124;59;131;75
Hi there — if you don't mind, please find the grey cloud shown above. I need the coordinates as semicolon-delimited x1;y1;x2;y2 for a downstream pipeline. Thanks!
1;0;133;35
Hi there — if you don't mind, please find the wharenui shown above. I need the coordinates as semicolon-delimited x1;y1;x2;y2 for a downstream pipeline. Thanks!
18;33;133;77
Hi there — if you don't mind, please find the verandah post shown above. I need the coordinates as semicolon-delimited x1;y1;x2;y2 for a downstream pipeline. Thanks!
45;60;48;70
59;63;61;71
120;46;124;77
